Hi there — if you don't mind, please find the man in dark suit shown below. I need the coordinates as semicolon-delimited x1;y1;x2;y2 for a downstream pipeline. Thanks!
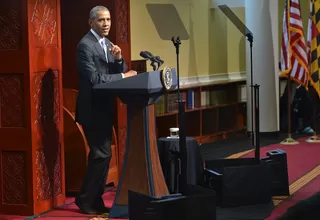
74;6;137;214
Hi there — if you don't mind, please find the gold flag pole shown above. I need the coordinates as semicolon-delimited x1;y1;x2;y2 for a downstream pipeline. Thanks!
281;78;299;145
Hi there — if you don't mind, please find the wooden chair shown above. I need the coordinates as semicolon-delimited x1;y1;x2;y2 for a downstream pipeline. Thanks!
63;88;119;193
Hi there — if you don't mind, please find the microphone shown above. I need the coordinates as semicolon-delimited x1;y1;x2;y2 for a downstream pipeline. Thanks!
140;51;153;60
139;51;164;71
144;51;154;58
140;51;156;71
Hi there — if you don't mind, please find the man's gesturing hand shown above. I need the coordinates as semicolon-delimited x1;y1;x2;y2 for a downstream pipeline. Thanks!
109;42;122;60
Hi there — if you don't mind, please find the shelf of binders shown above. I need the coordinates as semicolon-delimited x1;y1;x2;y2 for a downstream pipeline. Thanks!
155;79;247;144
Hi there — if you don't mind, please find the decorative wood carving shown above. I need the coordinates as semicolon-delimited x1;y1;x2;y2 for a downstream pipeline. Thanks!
35;149;50;201
0;1;21;50
0;74;24;128
33;70;60;124
115;0;128;44
31;0;57;47
53;148;62;196
33;69;62;201
2;151;27;205
35;147;62;202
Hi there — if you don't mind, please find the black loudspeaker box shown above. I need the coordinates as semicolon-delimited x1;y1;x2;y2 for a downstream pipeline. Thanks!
262;149;290;196
204;158;272;207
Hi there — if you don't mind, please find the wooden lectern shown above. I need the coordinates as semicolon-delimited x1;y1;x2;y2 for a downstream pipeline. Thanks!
93;69;177;218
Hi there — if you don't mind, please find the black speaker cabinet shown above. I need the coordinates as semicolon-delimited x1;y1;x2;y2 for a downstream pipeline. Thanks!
128;185;216;220
204;158;272;207
262;149;290;196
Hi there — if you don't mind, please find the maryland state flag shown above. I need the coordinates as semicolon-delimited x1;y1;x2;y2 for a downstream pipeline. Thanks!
307;0;320;98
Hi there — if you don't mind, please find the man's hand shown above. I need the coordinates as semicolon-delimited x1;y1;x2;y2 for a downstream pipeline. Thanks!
123;70;137;78
109;42;122;60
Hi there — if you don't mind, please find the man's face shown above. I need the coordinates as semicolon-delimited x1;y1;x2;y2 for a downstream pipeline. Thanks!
89;10;111;37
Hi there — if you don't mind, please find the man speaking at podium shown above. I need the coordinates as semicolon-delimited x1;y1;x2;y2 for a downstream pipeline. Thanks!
74;6;137;214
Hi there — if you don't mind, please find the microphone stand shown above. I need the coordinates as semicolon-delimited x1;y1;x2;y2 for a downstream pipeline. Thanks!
254;84;260;163
150;61;157;71
154;61;160;71
171;36;188;194
246;33;255;146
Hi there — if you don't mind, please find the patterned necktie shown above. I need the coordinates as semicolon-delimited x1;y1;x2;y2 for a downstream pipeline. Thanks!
100;40;109;62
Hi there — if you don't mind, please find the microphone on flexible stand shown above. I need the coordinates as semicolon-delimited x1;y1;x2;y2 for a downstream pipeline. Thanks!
140;51;157;71
143;51;154;58
139;51;153;60
139;51;163;71
146;53;164;70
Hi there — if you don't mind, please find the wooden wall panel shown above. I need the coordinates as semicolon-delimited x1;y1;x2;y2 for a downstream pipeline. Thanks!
112;0;130;174
28;0;64;214
2;152;27;205
0;0;64;216
0;2;21;50
0;0;32;216
0;75;25;128
132;59;147;73
0;75;27;208
61;0;91;89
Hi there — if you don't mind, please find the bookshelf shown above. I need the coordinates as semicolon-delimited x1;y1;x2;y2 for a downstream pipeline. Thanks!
131;60;247;144
155;80;247;144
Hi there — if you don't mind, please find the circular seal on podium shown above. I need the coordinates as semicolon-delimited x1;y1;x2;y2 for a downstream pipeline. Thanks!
161;66;173;90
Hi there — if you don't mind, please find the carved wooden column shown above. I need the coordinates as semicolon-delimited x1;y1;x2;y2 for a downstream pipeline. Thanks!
0;0;64;216
109;0;131;175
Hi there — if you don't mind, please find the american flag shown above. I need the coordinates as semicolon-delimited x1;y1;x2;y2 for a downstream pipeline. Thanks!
280;0;309;88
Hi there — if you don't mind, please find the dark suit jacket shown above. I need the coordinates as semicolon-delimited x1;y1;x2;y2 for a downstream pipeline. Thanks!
75;31;126;126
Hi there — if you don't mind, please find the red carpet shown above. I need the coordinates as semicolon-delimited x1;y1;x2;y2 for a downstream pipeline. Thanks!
34;188;125;220
266;175;320;219
1;137;320;219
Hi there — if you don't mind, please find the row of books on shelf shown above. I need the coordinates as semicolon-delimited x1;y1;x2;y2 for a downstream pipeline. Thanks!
155;85;247;115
